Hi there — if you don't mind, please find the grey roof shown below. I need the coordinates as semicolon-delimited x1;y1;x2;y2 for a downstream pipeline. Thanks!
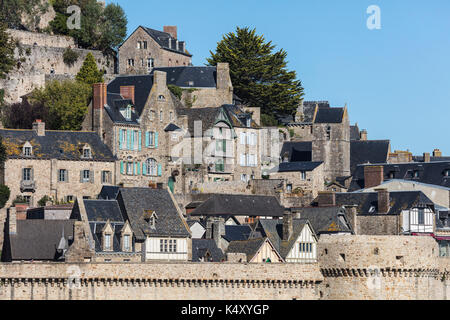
226;237;268;262
256;219;312;259
278;161;322;172
413;155;450;162
191;239;224;262
164;123;181;132
104;93;139;125
117;188;190;241
294;207;353;234
7;220;75;261
141;26;191;57
84;200;124;223
98;186;120;200
350;140;390;174
152;66;217;88
314;107;345;123
190;194;285;218
350;124;360;141
223;225;253;242
325;191;435;215
350;161;450;191
0;129;115;162
177;106;226;136
89;221;132;253
281;142;312;162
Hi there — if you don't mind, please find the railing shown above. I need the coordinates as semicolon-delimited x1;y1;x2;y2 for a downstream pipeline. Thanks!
20;180;36;192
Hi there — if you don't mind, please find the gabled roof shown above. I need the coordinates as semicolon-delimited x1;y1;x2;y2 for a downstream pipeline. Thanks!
350;140;390;174
104;93;139;125
141;26;191;57
84;200;124;223
177;106;231;136
0;129;115;162
190;194;285;218
278;161;323;172
89;221;131;253
191;239;224;262
223;225;252;242
350;161;450;191
281;141;312;162
314;107;345;124
222;104;259;129
294;206;353;234
98;186;120;200
117;188;190;240
152;66;216;88
329;191;435;215
226;237;280;262
7;220;75;261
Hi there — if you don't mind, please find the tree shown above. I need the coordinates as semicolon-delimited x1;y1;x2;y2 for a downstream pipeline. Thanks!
207;27;304;125
0;185;10;209
98;3;127;54
0;0;48;30
76;52;104;85
0;22;16;80
31;80;91;130
2;98;48;129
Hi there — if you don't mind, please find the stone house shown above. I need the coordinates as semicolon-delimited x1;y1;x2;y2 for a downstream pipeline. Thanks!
0;121;117;208
119;25;192;74
226;237;284;263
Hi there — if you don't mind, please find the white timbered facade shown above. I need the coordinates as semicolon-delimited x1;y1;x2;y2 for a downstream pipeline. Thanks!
401;207;434;234
144;237;189;261
284;223;318;263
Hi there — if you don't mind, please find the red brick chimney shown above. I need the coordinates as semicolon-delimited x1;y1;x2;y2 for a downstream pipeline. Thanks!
93;83;107;109
318;191;336;207
120;86;135;104
375;188;390;214
32;119;45;136
364;166;384;189
163;26;177;39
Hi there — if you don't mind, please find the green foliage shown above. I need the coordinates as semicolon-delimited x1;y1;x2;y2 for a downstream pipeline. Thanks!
0;185;10;209
0;137;6;169
168;84;183;100
207;27;304;122
31;80;91;130
0;22;17;79
261;114;278;126
289;129;295;138
50;0;127;53
76;53;104;85
38;195;53;207
12;195;27;205
2;98;48;129
0;0;48;30
63;47;79;66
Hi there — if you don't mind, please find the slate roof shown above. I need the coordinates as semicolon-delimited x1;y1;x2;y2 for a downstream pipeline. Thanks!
349;162;450;191
191;239;224;262
302;101;328;123
84;200;124;222
325;191;435;215
98;186;120;200
223;225;253;242
8;220;75;261
226;237;268;262
141;26;191;57
104;93;139;125
278;161;323;172
164;123;181;132
152;66;217;88
190;194;285;218
281;141;312;162
350;124;360;141
350;140;390;174
314;107;345;124
117;188;190;241
256;219;313;259
177;107;223;136
0;129;116;161
222;104;259;129
413;155;450;162
293;207;353;234
89;221;130;253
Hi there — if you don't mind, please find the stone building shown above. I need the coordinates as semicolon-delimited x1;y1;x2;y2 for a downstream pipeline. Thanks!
0;121;117;208
118;26;192;74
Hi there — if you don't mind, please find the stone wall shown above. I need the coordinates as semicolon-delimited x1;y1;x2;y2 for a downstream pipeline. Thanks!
0;262;322;300
8;29;75;48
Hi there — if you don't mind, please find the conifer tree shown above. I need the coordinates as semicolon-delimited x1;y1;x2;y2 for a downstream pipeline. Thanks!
76;52;104;86
207;27;304;125
0;22;16;80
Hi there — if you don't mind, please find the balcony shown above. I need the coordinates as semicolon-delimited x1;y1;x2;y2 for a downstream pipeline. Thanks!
20;180;36;192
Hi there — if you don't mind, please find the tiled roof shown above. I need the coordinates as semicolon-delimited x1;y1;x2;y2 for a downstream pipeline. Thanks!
223;225;252;242
314;107;345;124
0;129;115;162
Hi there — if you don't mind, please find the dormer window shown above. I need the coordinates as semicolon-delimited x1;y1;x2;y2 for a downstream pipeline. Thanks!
144;210;158;228
246;118;251;128
82;146;92;159
125;105;132;120
23;142;32;156
444;170;450;177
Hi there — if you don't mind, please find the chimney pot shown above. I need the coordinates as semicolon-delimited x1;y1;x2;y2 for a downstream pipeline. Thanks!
364;166;384;188
433;149;442;158
423;153;431;163
360;129;368;141
120;85;135;104
32;120;45;136
163;26;178;39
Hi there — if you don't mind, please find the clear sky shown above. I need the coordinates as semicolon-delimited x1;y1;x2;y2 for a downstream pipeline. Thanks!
106;0;450;156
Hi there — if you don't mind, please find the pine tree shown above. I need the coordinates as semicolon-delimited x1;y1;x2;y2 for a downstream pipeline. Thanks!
76;53;104;86
207;27;304;125
0;22;16;80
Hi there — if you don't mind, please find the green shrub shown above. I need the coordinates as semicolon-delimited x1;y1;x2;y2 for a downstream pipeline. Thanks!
63;48;79;67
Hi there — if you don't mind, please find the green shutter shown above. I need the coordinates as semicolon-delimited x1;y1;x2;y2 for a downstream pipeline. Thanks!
145;131;149;147
138;131;142;151
120;161;124;174
137;162;141;175
119;130;123;150
142;162;147;175
157;163;162;176
155;132;158;148
222;140;226;152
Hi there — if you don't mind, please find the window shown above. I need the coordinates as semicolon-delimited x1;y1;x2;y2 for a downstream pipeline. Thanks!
23;168;32;181
125;105;132;120
241;174;248;182
326;126;331;140
23;195;31;204
246;118;251;128
159;110;163;121
300;171;307;180
147;131;156;147
418;208;425;225
158;95;165;101
104;234;111;250
299;243;313;253
123;235;130;251
82;147;91;159
240;154;246;166
23;146;32;156
287;184;293;193
143;41;147;49
133;130;139;149
66;195;74;203
414;171;420;178
445;170;450;177
137;41;142;49
160;239;177;253
215;158;224;172
126;162;133;175
127;59;134;67
102;171;111;184
147;58;154;70
216;140;226;153
59;169;68;182
145;158;158;176
240;132;246;145
82;170;90;183
169;111;173;121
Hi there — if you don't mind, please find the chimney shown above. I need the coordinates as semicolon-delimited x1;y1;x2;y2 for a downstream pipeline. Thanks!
360;129;368;141
120;85;135;104
423;153;431;163
212;217;225;250
344;205;358;234
93;83;107;109
32;119;45;136
216;63;232;91
433;149;442;157
375;188;390;214
364;166;384;188
163;26;177;39
8;206;17;235
153;70;167;89
282;209;293;241
318;191;336;207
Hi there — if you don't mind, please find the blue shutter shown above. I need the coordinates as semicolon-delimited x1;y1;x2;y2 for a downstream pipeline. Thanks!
137;162;141;175
142;162;147;176
133;162;137;175
131;131;135;150
138;131;142;151
119;130;123;150
127;130;131;150
145;131;149;147
120;161;124;174
157;163;162;176
155;132;159;148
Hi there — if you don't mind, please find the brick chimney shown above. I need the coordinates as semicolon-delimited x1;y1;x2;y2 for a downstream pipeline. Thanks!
163;26;177;39
120;85;135;104
282;209;293;241
32;119;45;136
433;149;442;157
93;83;107;109
423;153;431;163
344;205;358;234
364;166;384;188
318;191;336;207
375;188;390;214
360;129;368;141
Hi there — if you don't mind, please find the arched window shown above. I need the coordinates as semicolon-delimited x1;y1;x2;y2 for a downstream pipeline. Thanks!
146;158;158;176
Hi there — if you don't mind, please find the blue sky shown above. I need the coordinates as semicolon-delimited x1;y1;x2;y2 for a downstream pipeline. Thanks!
107;0;450;156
